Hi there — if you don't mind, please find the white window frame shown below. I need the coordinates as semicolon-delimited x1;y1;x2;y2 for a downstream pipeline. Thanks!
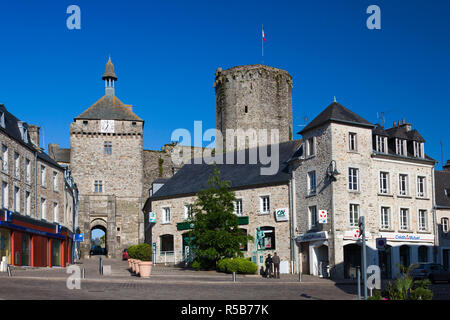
184;204;193;220
379;171;390;194
53;171;58;191
418;210;427;231
14;152;20;179
399;208;410;231
2;145;8;172
399;174;409;196
417;176;426;198
348;132;357;151
2;181;8;209
376;135;387;153
13;186;20;213
306;137;315;157
349;204;360;227
234;199;243;216
162;207;171;224
53;202;58;223
25;191;31;216
307;171;316;195
309;205;317;229
348;167;359;192
25;158;31;184
413;141;424;158
380;206;391;230
40;165;46;187
442;218;449;233
260;196;270;214
395;138;406;156
41;197;46;221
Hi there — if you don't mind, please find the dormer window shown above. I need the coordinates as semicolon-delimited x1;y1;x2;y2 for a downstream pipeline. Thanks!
0;112;5;128
375;135;387;153
17;122;29;143
306;137;315;157
413;141;424;158
395;138;406;156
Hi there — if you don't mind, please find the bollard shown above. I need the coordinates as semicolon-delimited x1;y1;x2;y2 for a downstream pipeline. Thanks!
82;267;86;279
357;267;361;300
232;272;236;282
99;257;103;275
298;271;302;282
7;265;11;277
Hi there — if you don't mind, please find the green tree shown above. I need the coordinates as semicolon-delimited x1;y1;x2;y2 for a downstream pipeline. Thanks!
100;234;105;246
190;166;253;269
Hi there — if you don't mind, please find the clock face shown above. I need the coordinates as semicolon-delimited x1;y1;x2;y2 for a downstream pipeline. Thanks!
100;120;115;133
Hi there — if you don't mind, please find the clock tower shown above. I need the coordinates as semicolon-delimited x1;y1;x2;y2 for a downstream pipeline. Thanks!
69;57;145;258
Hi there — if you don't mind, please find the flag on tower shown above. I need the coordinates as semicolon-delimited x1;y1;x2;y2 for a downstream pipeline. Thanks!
262;27;266;41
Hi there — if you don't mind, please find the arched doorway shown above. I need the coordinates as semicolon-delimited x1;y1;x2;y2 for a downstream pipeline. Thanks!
399;245;410;270
378;245;392;279
90;219;107;256
344;244;361;279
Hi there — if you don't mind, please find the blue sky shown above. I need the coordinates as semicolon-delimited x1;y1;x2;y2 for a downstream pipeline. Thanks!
0;0;449;168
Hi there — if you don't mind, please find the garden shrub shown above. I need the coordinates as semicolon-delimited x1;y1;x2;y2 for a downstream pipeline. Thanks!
217;257;257;274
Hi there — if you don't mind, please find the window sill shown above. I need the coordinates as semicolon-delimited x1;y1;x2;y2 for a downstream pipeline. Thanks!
347;150;359;154
415;197;430;200
378;193;393;197
305;193;316;198
397;195;412;199
348;190;361;194
160;222;171;225
380;228;394;232
259;212;271;215
305;155;316;160
398;229;413;233
417;230;431;234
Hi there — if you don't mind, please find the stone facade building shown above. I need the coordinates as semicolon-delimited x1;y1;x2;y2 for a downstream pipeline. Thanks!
291;102;436;279
435;160;450;270
0;104;77;267
144;141;300;272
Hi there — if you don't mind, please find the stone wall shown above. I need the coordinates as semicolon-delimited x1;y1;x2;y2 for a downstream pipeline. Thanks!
150;183;292;266
214;65;293;151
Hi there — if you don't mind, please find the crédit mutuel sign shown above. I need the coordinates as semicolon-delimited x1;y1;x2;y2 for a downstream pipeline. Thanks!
379;232;434;243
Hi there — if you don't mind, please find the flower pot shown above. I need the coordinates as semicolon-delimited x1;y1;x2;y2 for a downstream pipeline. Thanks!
135;260;141;275
139;261;153;278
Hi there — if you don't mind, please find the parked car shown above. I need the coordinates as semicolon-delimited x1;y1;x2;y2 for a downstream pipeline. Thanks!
409;263;450;283
122;249;129;260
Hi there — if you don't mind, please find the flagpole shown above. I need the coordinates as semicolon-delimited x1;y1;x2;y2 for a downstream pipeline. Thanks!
262;24;264;65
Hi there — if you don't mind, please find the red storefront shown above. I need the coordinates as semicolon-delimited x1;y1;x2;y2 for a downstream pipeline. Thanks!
0;209;73;267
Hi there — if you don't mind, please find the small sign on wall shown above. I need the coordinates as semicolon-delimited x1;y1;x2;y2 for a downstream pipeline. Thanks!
318;210;327;224
275;208;289;222
149;212;156;223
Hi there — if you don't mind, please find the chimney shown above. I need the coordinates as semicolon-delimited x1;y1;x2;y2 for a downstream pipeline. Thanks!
28;125;40;148
398;119;412;132
48;144;60;160
444;160;450;171
393;121;397;127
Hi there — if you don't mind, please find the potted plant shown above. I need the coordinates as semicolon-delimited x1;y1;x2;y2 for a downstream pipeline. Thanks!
136;244;153;278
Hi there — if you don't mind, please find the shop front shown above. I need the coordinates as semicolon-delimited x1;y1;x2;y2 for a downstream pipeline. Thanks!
296;231;329;277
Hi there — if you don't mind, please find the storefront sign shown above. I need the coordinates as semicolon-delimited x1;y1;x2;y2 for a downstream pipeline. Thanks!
318;210;327;224
149;212;156;223
74;234;84;242
379;232;434;243
296;231;328;243
55;224;62;234
275;208;289;222
344;230;372;240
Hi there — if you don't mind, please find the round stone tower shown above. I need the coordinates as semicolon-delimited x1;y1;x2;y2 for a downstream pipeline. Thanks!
214;64;293;151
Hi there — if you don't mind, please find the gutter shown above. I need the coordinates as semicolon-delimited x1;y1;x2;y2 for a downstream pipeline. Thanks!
432;166;438;263
34;150;38;218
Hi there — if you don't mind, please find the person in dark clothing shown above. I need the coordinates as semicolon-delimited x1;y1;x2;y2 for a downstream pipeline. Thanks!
272;252;281;278
265;254;273;278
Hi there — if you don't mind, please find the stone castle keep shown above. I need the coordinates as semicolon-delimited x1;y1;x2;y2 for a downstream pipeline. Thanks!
49;59;294;258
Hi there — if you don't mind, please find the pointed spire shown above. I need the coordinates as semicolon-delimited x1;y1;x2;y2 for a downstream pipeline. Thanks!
102;56;117;81
333;96;337;103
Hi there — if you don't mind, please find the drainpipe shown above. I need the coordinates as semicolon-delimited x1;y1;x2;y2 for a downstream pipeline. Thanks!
34;151;38;218
288;170;296;274
431;166;438;263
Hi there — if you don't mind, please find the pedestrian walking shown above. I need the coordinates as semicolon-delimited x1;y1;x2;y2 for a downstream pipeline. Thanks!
265;254;273;278
272;252;281;278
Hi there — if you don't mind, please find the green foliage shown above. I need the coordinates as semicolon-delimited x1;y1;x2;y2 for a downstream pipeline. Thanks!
410;287;433;300
190;166;254;269
127;244;152;261
217;258;257;274
368;290;383;300
158;158;164;177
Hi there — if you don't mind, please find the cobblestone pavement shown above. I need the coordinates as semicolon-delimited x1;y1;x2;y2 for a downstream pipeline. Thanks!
0;256;448;300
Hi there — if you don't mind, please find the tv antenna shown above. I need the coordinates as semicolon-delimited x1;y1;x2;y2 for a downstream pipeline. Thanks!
296;115;309;127
376;110;393;127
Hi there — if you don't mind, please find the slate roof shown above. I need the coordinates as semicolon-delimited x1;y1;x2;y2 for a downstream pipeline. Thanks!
299;102;374;134
74;95;143;122
435;170;450;208
150;140;302;200
51;147;71;164
372;124;389;136
0;104;62;169
102;57;117;80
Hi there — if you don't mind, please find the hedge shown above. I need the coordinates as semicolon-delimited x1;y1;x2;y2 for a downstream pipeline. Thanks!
217;257;257;274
